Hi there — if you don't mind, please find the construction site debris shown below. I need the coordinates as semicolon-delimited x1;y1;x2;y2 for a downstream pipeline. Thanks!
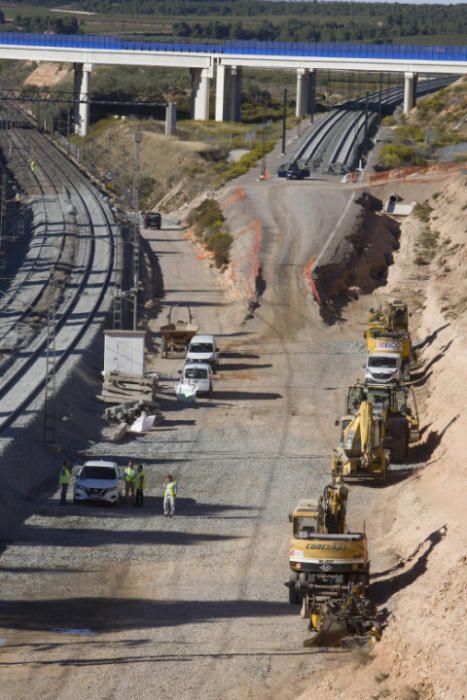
99;371;163;430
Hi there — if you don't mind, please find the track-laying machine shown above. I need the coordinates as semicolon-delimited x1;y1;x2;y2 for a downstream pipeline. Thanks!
346;382;420;462
287;483;378;642
333;394;389;481
287;479;353;605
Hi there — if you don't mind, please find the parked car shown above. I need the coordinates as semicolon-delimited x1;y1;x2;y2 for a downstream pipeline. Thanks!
73;460;122;505
285;161;310;180
178;362;213;397
143;212;161;229
186;334;220;372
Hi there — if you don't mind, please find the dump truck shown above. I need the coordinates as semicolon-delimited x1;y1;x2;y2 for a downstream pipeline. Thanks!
333;396;389;481
346;382;420;462
159;306;198;358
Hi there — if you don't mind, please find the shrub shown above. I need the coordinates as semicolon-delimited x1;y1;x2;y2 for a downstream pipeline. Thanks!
380;144;426;169
393;125;425;145
205;229;233;268
187;198;232;268
413;201;433;223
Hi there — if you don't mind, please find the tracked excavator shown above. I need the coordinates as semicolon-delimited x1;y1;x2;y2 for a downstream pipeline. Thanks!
346;382;420;462
287;482;379;644
333;395;389;481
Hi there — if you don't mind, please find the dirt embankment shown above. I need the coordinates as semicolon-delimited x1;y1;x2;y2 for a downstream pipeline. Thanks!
313;192;401;323
299;171;467;700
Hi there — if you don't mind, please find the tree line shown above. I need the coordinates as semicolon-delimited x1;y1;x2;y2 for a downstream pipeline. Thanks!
5;1;467;44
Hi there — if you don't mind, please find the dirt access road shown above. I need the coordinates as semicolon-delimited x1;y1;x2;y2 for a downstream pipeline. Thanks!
0;177;366;699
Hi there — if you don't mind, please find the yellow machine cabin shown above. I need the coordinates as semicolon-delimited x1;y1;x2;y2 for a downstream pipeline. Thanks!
287;493;368;606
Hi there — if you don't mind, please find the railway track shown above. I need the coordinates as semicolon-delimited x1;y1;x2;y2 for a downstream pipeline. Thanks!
288;76;454;175
0;102;117;436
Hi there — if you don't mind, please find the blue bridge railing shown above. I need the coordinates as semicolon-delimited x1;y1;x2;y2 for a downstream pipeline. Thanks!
0;32;465;62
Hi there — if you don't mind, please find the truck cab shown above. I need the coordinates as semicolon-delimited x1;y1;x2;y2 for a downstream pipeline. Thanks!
365;351;402;385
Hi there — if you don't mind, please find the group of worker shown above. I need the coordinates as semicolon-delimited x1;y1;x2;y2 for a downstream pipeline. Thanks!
58;461;178;516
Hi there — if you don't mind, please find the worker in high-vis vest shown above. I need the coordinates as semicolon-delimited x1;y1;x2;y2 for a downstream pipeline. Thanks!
124;460;136;503
135;464;146;507
163;474;178;517
59;461;72;505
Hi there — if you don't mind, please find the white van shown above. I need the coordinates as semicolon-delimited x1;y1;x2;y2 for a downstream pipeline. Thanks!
186;334;219;372
365;352;402;385
178;362;213;397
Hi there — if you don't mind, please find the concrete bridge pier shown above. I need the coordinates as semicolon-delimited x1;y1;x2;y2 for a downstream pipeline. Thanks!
403;71;418;114
296;68;316;118
215;63;242;122
229;66;242;121
73;62;92;137
191;67;210;120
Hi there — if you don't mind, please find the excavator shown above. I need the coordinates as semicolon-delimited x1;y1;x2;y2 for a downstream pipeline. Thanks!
287;478;351;606
345;382;420;462
333;395;389;481
287;482;379;644
367;300;409;334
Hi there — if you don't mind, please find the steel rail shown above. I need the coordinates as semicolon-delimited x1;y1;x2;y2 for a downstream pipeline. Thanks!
0;103;116;435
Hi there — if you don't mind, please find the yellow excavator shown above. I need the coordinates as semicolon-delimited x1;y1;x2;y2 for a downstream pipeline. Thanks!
287;478;353;604
287;483;374;639
367;300;409;334
333;395;389;481
345;382;420;462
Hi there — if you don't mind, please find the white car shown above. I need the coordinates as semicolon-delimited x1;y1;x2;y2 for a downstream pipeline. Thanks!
365;352;402;385
186;334;219;372
178;362;213;397
73;460;122;505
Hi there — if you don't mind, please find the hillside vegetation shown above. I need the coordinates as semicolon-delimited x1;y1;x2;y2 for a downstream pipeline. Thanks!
380;76;467;168
4;1;467;45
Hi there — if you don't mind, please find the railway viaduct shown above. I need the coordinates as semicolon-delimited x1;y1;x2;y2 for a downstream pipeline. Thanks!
0;33;466;136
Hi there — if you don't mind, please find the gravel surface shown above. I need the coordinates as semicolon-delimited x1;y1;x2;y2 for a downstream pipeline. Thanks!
0;185;369;699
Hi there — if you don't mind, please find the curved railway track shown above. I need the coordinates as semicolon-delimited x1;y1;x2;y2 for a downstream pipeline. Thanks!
289;76;454;175
0;101;117;435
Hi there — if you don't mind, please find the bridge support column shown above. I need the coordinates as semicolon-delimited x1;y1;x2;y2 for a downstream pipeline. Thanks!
165;102;177;136
296;68;309;118
215;64;242;122
191;68;210;121
229;66;242;122
403;72;417;114
215;63;229;121
73;62;92;137
296;68;316;119
307;69;316;120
